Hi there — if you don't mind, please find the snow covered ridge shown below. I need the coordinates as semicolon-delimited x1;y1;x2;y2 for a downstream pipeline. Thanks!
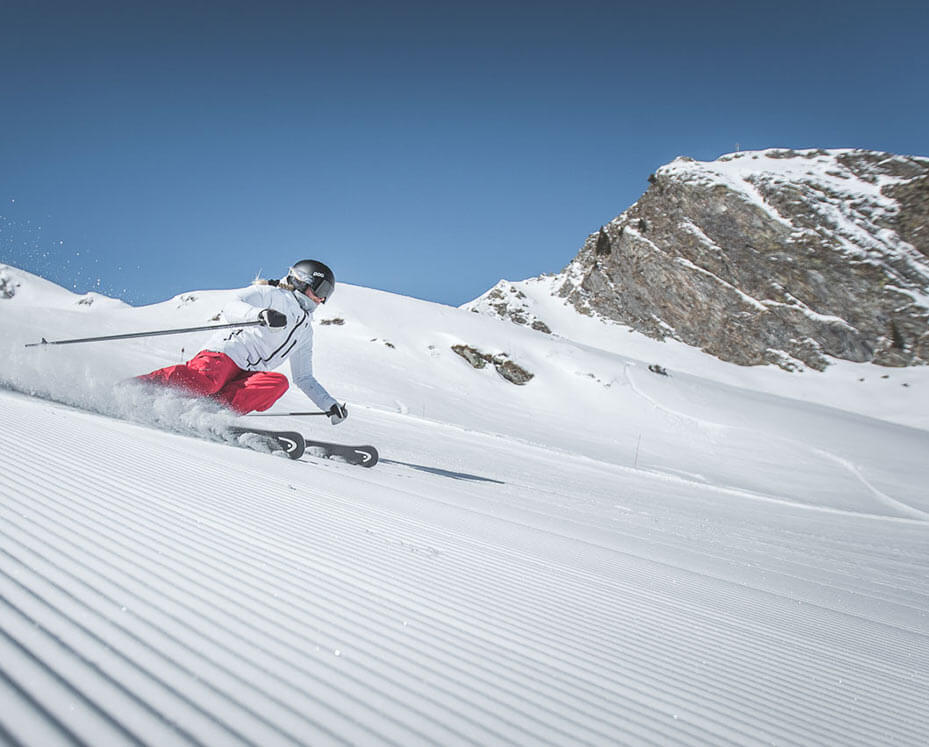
468;148;929;372
0;263;129;310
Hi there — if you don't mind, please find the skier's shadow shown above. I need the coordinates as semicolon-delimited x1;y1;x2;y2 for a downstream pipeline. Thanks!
380;458;505;484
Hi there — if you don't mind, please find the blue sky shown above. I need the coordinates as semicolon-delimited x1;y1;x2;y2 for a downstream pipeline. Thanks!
2;0;927;306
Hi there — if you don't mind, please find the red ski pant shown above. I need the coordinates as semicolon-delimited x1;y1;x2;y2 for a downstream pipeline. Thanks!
136;350;289;414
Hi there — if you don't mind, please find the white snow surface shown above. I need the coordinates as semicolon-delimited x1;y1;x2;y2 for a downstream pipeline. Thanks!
1;263;928;745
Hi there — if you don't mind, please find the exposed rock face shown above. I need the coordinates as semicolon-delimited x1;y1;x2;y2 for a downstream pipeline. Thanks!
451;345;535;385
475;149;929;371
0;266;20;299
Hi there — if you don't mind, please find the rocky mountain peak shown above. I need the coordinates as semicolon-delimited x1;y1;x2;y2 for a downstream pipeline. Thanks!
471;148;929;371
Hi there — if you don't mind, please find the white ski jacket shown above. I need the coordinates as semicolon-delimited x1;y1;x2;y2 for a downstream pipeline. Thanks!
205;284;338;412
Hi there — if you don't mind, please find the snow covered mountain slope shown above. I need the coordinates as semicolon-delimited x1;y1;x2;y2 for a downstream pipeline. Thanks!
1;264;928;745
470;148;929;371
463;272;929;432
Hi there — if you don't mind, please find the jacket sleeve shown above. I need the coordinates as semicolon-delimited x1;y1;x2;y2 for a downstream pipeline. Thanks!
290;334;339;412
220;287;271;324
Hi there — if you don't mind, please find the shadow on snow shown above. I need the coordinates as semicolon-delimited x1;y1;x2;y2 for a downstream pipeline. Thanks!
380;458;505;484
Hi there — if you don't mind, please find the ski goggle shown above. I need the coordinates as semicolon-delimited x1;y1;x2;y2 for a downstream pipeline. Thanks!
289;269;334;302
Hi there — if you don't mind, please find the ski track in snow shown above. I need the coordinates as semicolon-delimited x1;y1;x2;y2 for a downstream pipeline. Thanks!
2;391;928;746
621;364;929;521
807;447;929;522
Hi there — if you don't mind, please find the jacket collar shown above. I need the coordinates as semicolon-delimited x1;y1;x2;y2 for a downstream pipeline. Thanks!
293;288;318;312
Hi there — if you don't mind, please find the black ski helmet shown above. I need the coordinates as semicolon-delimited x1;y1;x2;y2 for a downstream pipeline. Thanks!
288;259;335;302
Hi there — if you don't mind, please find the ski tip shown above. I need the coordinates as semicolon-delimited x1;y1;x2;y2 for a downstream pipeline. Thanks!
357;446;378;467
228;427;306;460
279;433;306;460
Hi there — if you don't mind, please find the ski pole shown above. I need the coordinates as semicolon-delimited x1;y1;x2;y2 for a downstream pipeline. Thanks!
24;320;265;348
245;411;330;417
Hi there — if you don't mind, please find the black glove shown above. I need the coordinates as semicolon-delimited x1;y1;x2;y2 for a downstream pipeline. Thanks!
327;402;348;425
258;308;287;328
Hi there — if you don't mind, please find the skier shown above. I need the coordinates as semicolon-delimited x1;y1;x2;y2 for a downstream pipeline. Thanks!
136;259;348;423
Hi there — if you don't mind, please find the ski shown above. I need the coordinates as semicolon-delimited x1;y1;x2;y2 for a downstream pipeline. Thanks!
228;427;306;460
228;427;378;467
304;438;379;468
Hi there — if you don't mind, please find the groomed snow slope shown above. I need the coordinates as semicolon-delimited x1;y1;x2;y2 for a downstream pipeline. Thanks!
1;264;928;745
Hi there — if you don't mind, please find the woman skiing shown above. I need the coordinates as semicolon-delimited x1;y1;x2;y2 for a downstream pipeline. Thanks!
137;259;348;423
